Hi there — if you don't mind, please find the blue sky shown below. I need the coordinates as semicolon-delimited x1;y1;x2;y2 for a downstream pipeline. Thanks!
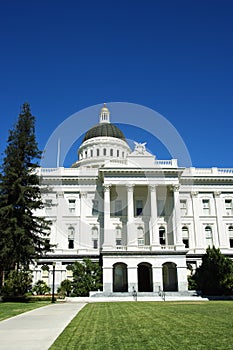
0;0;233;168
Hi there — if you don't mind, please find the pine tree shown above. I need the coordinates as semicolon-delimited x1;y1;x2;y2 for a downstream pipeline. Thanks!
195;246;233;295
0;103;52;284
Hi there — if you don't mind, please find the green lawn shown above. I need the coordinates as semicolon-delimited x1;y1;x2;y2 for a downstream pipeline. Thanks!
50;301;233;350
0;301;50;321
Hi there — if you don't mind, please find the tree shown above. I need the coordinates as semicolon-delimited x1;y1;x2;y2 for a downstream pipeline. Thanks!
0;103;52;284
72;258;102;297
195;246;233;295
2;269;32;297
57;279;72;297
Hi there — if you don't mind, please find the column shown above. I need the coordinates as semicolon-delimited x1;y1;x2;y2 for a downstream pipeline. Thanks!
102;184;115;249
214;192;228;248
170;185;184;250
79;192;88;251
127;184;137;248
149;185;160;250
191;191;204;252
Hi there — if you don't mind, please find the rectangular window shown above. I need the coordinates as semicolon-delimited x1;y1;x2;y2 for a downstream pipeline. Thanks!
136;200;143;216
93;239;98;249
92;200;99;216
202;199;210;215
116;239;122;246
225;199;232;216
68;239;74;249
115;200;122;216
68;199;76;214
138;238;144;246
180;199;187;215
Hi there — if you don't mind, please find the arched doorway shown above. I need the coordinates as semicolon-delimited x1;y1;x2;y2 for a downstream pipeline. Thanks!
113;263;128;292
162;262;178;291
137;263;153;292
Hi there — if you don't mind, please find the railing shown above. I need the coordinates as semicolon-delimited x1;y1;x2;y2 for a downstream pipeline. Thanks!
155;159;178;168
161;245;175;250
183;167;233;176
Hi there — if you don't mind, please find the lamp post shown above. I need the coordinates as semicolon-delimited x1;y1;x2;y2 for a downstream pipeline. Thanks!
52;262;56;303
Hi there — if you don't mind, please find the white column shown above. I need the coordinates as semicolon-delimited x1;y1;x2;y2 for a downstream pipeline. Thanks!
149;185;160;250
79;192;88;251
191;191;204;252
103;184;114;249
170;185;184;250
127;184;137;248
214;192;228;248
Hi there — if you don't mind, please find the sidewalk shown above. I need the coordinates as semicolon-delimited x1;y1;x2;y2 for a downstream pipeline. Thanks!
0;302;86;350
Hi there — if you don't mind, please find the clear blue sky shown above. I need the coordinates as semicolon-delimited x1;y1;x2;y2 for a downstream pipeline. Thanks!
0;0;233;168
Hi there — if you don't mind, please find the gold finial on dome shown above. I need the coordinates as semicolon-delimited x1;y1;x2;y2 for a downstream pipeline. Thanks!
99;103;110;123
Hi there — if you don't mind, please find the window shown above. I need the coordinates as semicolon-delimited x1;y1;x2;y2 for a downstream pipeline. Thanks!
103;148;107;156
116;226;122;246
225;199;232;216
182;226;189;248
122;152;125;158
202;199;210;215
180;199;187;215
85;151;88;158
92;200;99;216
158;200;165;216
136;200;143;216
115;200;122;216
90;150;93;157
68;199;76;214
137;227;144;246
228;226;233;248
159;226;166;245
92;227;98;248
117;150;119;157
97;149;100;156
68;226;75;249
110;149;113;157
205;226;213;247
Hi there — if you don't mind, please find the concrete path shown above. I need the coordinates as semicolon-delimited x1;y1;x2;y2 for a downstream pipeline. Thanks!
0;302;86;350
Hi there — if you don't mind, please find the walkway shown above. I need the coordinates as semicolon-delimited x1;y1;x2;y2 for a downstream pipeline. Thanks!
0;302;86;350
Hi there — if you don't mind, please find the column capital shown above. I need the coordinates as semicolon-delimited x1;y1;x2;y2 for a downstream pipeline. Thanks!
149;184;158;192
80;191;87;198
191;191;198;198
214;191;221;198
126;184;135;192
103;184;111;192
169;184;180;192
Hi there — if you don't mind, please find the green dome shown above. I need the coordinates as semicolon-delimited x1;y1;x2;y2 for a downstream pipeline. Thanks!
83;123;126;142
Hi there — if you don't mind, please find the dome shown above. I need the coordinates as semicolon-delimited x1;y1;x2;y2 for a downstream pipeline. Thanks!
82;123;126;142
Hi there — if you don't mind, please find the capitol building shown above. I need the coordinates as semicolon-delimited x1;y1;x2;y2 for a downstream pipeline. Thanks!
34;104;233;294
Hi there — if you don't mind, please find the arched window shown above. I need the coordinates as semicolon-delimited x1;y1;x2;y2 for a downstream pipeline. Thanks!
205;226;213;247
96;149;100;157
117;150;119;157
159;226;166;245
68;226;75;249
182;226;189;248
110;149;113;157
137;226;144;246
103;148;107;156
90;149;93;157
228;226;233;248
122;151;125;158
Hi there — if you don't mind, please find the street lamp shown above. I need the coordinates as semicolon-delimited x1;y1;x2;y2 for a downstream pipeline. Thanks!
52;262;56;303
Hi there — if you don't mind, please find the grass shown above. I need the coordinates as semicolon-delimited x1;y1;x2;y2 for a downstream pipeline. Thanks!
50;301;233;350
0;301;50;321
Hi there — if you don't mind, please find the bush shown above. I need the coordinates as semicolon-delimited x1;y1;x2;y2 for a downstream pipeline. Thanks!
57;279;72;297
2;269;32;297
32;280;51;295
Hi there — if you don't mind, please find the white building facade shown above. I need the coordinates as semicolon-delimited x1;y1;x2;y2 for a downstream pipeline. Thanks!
34;105;233;294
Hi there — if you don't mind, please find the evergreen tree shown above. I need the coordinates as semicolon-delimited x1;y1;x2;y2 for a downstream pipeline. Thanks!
72;258;102;296
0;103;52;284
195;246;233;295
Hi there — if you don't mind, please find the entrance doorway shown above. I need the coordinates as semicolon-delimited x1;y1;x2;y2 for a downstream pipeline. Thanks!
137;263;153;292
113;263;128;292
162;262;178;291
